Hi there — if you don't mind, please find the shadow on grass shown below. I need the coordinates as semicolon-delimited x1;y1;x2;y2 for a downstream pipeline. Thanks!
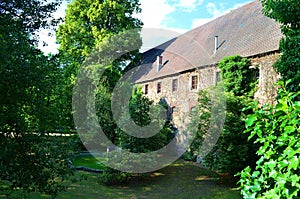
57;159;241;199
1;159;241;199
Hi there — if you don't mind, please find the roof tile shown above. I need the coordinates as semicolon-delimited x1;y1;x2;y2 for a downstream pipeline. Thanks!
133;0;283;83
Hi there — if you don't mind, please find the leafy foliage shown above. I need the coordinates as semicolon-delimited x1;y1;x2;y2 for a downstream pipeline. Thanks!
115;87;174;153
185;54;258;174
56;0;142;76
98;150;156;185
0;0;78;197
237;1;300;198
260;0;300;32
98;168;131;186
203;93;257;175
57;0;142;54
238;82;300;198
260;0;300;93
272;32;300;93
185;89;257;175
57;0;143;141
218;55;256;96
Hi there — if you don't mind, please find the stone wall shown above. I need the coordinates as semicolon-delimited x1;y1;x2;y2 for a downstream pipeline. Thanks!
140;66;219;128
252;52;281;105
138;52;280;127
137;53;280;155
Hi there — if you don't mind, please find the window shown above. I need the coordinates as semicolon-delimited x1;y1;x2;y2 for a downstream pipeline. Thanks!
191;75;198;90
144;84;149;94
214;71;221;85
157;82;161;93
172;79;178;92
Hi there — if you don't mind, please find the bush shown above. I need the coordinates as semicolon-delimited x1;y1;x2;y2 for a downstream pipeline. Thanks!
185;88;258;175
115;86;174;153
98;150;156;185
238;82;300;198
98;168;131;186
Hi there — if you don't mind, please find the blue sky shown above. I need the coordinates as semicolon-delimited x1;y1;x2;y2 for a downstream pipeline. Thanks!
137;0;250;31
39;0;251;54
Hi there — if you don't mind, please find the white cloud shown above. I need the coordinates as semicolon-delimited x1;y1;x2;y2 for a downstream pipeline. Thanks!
192;1;250;29
174;0;204;12
206;2;222;17
135;0;191;50
134;0;175;28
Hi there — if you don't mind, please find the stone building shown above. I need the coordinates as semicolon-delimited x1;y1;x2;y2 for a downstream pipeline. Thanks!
131;0;282;127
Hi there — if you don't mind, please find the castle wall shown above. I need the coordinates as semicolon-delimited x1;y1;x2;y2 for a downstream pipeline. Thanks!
139;52;280;128
252;52;281;105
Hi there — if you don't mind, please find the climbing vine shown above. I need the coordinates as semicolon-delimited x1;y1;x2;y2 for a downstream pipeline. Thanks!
218;55;256;96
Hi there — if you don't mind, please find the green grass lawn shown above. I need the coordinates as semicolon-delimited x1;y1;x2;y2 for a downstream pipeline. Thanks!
1;160;241;199
73;153;106;170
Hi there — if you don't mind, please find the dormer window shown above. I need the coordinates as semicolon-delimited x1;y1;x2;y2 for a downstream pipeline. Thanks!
157;55;163;72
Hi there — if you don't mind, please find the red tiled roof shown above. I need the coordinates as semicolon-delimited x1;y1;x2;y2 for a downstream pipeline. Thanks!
132;0;283;83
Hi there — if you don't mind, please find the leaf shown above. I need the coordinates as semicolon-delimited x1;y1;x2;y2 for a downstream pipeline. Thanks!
290;174;299;187
289;156;299;170
269;169;278;178
246;115;258;128
284;126;296;134
265;159;276;170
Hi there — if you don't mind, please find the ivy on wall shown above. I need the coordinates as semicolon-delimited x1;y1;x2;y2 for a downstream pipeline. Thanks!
218;55;256;96
184;54;259;175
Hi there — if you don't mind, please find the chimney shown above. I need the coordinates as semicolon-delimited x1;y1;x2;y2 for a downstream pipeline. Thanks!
214;36;218;54
157;55;163;72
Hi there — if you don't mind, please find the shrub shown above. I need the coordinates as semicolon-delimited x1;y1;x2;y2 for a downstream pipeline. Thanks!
238;82;300;198
98;150;156;185
98;168;131;186
115;86;174;153
185;88;258;175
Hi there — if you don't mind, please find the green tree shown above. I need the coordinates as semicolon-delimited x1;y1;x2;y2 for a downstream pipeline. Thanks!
237;2;300;198
98;87;174;185
260;0;300;92
185;89;257;175
56;0;142;77
0;0;76;197
115;87;174;153
56;0;143;139
260;0;300;31
185;55;258;175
